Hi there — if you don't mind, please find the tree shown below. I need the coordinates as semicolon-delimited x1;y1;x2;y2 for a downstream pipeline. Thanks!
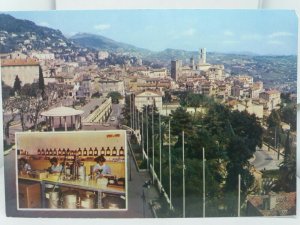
3;98;17;141
187;93;202;119
170;107;194;137
38;66;45;96
14;96;31;131
1;81;14;100
13;75;21;94
277;150;296;192
107;91;122;104
267;109;281;129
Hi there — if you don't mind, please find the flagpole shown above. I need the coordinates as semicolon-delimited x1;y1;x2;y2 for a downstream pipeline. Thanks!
146;105;149;170
133;94;135;130
159;113;162;187
238;174;241;217
129;94;132;129
203;147;205;218
142;110;144;160
182;130;185;218
152;103;155;184
169;119;172;210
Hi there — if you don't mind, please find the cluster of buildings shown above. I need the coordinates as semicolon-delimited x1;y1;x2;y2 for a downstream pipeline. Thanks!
1;47;282;122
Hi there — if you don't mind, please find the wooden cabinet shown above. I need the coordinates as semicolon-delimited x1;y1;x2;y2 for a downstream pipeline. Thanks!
19;181;41;208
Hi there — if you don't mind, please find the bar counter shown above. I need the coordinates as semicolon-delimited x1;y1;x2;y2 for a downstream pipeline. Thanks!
18;174;126;209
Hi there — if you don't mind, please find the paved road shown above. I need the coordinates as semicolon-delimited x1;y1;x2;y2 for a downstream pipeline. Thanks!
250;144;283;171
80;98;104;119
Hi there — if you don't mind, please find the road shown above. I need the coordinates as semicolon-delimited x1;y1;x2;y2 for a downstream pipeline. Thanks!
80;98;105;119
250;144;283;171
82;103;123;130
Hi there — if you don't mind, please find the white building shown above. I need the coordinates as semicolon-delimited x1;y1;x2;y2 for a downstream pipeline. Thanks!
99;78;125;96
1;58;40;87
259;90;281;111
134;90;163;112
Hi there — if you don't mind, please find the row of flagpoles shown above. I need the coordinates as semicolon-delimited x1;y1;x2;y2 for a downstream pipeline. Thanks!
128;93;241;217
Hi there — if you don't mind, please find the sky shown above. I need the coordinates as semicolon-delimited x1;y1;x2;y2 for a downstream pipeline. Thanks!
7;10;298;55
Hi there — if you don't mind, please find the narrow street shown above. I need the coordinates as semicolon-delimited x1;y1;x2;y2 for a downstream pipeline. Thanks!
250;144;283;171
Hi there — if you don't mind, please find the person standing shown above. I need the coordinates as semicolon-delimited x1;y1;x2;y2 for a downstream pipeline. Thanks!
92;155;111;178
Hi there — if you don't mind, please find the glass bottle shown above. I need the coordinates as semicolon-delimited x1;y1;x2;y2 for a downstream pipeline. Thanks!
53;148;57;156
37;149;41;155
83;148;88;156
100;147;105;156
58;148;62;156
112;147;117;156
94;147;98;156
89;147;93;156
78;148;82;156
119;147;124;156
41;149;45;155
106;147;111;156
45;148;49;155
49;148;53;156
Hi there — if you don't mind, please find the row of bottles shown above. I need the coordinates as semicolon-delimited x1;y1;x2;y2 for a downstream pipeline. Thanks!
36;147;125;157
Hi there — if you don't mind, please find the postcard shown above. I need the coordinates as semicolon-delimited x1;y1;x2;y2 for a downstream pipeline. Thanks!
0;9;297;218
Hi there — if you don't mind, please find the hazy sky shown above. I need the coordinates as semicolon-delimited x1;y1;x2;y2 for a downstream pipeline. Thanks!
7;10;298;55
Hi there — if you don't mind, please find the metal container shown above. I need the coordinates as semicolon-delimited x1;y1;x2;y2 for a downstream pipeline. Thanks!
62;190;79;209
78;166;86;180
48;191;60;209
80;192;95;209
102;194;125;209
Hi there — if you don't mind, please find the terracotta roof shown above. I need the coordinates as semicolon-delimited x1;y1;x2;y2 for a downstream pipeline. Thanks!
1;58;39;67
266;90;280;95
248;192;296;216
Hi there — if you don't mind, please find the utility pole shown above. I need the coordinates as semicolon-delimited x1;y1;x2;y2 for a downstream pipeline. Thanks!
182;130;185;218
169;119;172;210
203;147;205;218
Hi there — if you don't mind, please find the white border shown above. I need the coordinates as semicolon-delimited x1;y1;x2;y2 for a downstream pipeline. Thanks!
15;130;128;211
0;0;299;224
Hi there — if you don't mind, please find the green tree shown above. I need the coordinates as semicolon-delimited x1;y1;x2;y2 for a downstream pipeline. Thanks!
267;109;281;129
107;91;122;104
277;150;296;192
281;105;296;131
13;75;21;94
1;81;14;100
38;66;45;95
170;107;194;137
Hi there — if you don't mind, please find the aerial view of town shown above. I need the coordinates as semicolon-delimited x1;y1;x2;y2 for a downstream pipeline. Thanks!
0;10;297;218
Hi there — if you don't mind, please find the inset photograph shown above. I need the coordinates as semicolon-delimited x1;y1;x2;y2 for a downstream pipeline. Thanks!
16;131;127;210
